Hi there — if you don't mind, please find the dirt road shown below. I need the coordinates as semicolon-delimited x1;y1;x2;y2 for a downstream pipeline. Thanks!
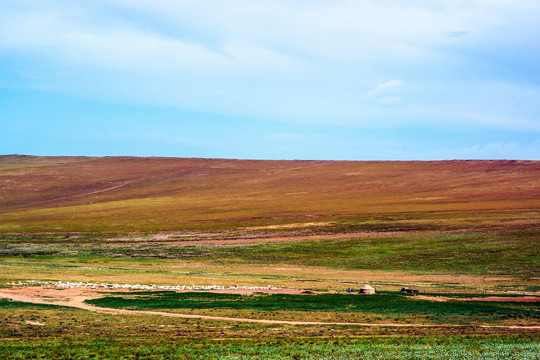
0;287;538;329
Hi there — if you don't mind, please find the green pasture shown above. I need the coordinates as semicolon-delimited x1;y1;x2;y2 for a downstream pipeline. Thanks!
1;299;539;359
2;336;539;359
1;229;538;278
86;291;539;325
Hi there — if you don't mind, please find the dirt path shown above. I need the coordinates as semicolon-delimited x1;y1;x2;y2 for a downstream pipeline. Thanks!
28;182;133;206
1;288;539;329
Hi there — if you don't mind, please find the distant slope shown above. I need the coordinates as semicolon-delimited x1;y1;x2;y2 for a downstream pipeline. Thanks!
0;156;538;233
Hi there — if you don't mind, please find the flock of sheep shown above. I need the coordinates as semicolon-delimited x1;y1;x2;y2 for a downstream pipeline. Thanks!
9;280;280;291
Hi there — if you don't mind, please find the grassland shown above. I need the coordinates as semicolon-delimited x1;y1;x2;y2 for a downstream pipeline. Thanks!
1;156;538;233
0;155;538;358
1;299;539;359
1;228;538;293
86;291;539;326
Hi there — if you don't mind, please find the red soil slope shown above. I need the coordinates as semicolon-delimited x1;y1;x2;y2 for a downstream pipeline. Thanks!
0;156;538;233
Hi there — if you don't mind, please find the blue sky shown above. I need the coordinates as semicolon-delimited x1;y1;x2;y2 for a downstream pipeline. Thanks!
1;1;539;160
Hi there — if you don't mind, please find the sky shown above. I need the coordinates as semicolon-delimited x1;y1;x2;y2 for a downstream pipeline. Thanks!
1;0;539;160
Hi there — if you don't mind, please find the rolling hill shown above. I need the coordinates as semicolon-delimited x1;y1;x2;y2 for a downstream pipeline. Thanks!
0;155;538;233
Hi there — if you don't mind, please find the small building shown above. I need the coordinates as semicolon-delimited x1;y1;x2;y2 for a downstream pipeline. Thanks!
359;284;376;294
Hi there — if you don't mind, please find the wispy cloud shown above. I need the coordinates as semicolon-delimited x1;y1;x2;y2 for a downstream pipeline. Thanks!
368;80;404;107
369;79;404;95
369;80;404;96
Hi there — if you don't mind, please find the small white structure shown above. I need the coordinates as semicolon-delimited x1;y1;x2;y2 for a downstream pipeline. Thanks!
359;284;376;294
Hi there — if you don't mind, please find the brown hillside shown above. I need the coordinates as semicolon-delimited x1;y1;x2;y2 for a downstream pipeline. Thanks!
0;156;538;233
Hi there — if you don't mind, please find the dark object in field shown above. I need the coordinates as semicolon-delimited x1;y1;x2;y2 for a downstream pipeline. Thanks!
401;287;419;294
301;290;315;294
347;288;354;293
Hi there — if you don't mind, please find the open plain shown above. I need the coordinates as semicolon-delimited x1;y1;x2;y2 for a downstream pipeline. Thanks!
0;155;539;358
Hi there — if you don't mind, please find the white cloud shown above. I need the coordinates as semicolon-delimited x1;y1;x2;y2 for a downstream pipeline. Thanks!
369;80;404;96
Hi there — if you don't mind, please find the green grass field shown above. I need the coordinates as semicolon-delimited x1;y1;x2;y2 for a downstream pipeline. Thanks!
1;299;539;359
86;291;539;325
3;336;539;359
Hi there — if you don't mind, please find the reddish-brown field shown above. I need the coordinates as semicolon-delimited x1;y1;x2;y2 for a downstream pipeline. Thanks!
0;155;538;233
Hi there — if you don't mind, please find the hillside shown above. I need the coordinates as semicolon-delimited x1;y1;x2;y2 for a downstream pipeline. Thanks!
0;155;538;233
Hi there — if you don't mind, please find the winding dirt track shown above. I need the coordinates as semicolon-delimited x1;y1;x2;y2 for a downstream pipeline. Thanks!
1;288;539;330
